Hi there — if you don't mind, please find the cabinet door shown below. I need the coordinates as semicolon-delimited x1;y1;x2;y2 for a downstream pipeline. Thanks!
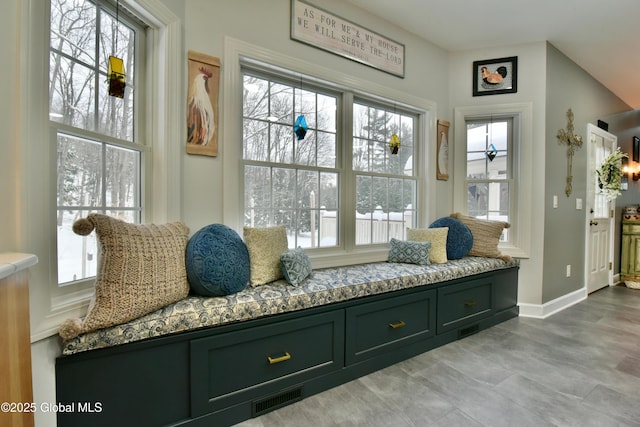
633;236;640;274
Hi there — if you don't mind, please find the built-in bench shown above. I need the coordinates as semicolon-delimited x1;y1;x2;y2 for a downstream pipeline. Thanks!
56;256;519;427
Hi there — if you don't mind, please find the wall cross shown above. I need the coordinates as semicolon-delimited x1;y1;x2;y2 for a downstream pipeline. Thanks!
557;108;583;197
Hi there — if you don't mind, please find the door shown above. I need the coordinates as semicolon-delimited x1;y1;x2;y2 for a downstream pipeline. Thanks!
586;124;617;294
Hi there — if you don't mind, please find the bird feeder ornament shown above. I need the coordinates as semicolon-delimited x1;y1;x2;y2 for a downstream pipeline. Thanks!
389;133;400;155
294;115;308;140
107;55;126;98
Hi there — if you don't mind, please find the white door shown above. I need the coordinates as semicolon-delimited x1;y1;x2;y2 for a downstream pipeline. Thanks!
586;124;617;294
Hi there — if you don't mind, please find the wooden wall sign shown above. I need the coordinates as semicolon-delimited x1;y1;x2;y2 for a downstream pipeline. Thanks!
291;0;405;78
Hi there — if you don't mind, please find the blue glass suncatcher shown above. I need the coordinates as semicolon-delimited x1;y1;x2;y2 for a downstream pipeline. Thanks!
294;115;308;140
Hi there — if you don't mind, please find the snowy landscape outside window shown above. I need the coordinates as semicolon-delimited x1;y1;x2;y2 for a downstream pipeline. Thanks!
50;0;146;284
242;67;418;250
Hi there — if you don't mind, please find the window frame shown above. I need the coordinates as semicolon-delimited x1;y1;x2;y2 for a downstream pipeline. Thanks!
224;39;435;268
23;0;182;341
51;0;147;286
453;103;533;259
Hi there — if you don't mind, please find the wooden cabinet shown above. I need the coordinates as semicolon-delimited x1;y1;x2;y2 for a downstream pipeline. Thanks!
0;253;38;427
621;219;640;282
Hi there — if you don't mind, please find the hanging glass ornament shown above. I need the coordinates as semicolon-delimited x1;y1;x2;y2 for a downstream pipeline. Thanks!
389;133;400;155
486;143;498;161
108;55;126;98
294;115;308;140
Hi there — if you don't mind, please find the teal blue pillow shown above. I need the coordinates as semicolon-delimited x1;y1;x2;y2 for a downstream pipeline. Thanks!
280;247;312;286
429;217;473;259
186;224;250;296
388;238;432;266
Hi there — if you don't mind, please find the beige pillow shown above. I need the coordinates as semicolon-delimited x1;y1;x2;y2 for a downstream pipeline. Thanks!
450;212;512;261
244;225;289;285
406;227;449;263
59;214;190;340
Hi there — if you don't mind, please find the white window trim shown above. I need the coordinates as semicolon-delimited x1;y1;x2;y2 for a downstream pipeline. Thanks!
222;37;436;268
453;103;533;259
22;0;182;341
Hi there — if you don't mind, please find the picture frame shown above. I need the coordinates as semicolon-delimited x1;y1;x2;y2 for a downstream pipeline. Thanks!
633;136;639;162
436;120;450;180
186;50;220;157
472;56;517;96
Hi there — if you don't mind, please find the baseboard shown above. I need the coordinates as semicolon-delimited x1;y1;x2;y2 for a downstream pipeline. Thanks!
518;287;587;319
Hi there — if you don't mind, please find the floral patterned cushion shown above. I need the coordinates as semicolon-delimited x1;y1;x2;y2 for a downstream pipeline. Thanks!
61;257;519;355
280;247;312;286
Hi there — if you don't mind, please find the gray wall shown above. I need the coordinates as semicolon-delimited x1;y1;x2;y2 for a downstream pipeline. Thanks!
543;44;630;302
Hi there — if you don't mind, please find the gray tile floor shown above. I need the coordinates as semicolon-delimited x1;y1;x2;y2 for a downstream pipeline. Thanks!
234;285;640;426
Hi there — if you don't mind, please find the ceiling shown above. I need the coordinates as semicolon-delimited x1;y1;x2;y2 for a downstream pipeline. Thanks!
346;0;640;109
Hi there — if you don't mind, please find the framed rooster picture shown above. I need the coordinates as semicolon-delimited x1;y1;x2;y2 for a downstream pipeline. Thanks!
472;56;517;96
186;51;220;156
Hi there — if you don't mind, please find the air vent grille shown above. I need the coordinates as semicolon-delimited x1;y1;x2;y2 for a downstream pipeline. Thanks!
253;387;303;416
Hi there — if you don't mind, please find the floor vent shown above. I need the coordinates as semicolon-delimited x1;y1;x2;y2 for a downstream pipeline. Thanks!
253;387;303;417
458;324;479;339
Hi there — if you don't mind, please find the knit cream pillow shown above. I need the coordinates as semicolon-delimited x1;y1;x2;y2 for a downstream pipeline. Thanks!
59;214;190;340
450;213;512;261
244;225;289;285
406;227;449;263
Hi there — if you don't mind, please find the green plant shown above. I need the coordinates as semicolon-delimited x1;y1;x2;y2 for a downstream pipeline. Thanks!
597;147;627;200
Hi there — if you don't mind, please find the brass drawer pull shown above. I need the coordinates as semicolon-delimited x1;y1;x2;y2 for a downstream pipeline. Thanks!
267;352;291;365
388;320;406;329
464;300;477;307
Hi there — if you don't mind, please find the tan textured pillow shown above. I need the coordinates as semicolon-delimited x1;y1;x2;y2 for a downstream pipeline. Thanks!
58;214;190;340
406;227;449;263
244;225;289;285
450;212;512;261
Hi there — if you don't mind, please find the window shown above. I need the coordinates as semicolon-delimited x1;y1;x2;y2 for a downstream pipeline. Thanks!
242;67;418;251
454;103;533;258
465;117;513;241
353;102;416;245
50;0;146;284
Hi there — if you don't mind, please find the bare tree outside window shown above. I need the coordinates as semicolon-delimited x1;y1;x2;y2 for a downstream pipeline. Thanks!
51;0;144;284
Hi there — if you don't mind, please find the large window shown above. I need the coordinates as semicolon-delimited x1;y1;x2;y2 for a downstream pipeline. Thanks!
242;67;418;251
50;0;146;284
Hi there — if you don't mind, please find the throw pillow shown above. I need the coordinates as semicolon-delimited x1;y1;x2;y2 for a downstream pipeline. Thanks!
429;217;473;259
450;212;512;261
388;238;432;266
243;225;289;285
58;214;190;340
280;247;312;286
406;227;449;263
186;224;250;296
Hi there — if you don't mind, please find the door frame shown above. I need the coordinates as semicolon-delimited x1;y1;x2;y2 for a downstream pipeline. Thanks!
584;123;617;293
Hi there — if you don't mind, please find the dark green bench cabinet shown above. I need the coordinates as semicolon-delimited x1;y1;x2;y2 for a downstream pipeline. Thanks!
56;265;518;427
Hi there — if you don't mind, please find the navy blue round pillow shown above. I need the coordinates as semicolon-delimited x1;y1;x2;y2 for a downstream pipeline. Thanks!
429;217;473;259
186;224;250;296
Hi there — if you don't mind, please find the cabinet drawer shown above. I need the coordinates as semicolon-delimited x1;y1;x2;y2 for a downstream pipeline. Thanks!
437;278;492;334
190;311;344;416
345;290;436;365
623;223;640;234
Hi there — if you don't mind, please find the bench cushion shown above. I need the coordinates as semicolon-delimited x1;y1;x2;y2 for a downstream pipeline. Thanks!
61;257;518;355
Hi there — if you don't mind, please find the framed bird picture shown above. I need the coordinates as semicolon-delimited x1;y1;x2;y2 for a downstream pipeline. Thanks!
472;56;517;96
186;51;220;156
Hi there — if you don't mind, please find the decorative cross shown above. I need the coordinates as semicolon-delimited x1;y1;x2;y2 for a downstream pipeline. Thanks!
557;108;583;197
